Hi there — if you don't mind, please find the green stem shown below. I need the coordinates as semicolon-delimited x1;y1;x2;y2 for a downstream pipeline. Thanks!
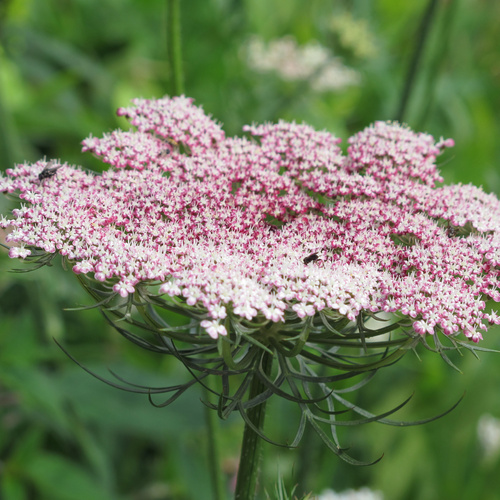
166;0;184;95
294;420;320;496
204;383;226;500
234;352;273;500
0;50;22;167
395;0;439;123
416;0;459;130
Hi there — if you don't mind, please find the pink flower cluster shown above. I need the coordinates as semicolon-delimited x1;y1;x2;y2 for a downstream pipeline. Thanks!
1;96;500;342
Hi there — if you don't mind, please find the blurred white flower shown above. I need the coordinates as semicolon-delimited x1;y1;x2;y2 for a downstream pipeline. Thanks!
316;487;384;500
330;12;378;60
242;35;360;91
477;413;500;459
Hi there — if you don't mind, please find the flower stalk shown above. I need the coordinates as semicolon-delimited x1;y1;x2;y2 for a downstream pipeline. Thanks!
234;352;273;500
204;382;227;500
166;0;184;95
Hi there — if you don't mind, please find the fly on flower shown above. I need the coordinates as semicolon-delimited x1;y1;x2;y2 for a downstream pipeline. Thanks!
38;161;64;182
165;137;179;148
303;252;319;265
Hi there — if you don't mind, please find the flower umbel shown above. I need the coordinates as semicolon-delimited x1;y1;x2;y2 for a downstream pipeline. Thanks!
1;96;500;462
242;35;360;91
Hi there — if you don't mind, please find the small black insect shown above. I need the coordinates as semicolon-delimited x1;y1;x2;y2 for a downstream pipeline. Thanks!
38;162;63;182
303;252;319;265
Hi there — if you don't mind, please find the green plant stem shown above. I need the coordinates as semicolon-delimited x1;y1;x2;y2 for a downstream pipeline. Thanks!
204;383;226;500
234;352;273;500
294;364;328;495
166;0;184;95
395;0;439;123
416;0;459;130
0;58;21;168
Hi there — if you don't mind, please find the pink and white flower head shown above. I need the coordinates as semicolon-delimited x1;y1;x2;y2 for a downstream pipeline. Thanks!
1;96;499;344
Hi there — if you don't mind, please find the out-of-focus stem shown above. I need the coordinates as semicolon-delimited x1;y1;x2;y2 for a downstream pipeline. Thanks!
166;0;184;96
395;0;439;123
416;0;459;130
204;382;227;500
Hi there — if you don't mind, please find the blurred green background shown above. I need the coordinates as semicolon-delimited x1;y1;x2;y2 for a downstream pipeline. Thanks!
1;0;500;499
